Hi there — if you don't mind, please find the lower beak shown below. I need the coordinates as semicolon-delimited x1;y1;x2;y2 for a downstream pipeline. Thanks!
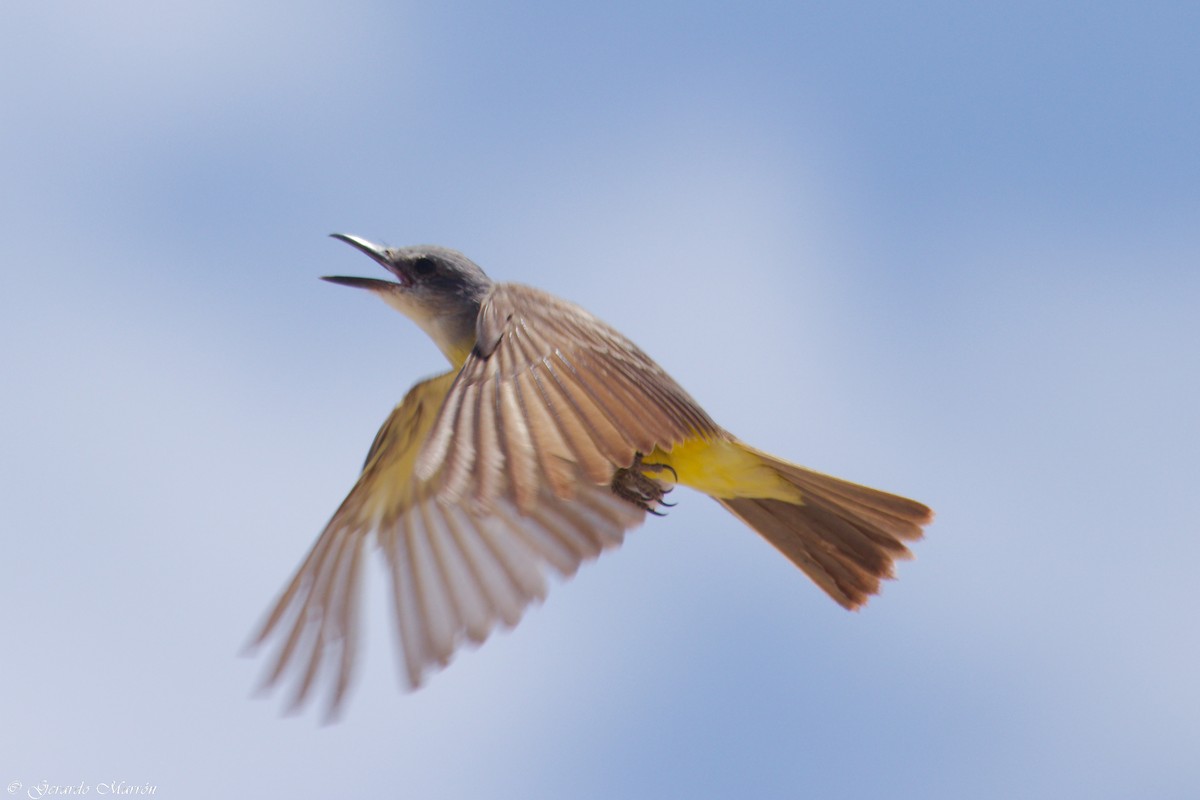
320;275;399;291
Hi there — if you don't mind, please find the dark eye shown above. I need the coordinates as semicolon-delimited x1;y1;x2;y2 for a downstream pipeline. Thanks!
412;256;437;276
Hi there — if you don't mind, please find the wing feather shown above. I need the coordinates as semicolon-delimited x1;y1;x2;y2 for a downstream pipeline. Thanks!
411;499;458;665
387;521;427;687
438;382;478;502
442;502;525;628
527;359;615;484
493;500;580;576
514;368;584;497
496;370;539;510
425;503;491;643
254;283;721;714
524;501;605;567
544;352;638;464
329;537;364;714
475;510;548;603
472;371;506;506
554;350;659;452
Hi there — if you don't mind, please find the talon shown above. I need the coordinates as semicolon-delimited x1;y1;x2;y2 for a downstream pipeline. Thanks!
610;452;680;516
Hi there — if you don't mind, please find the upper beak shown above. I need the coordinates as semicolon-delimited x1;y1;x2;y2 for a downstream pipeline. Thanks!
323;233;411;290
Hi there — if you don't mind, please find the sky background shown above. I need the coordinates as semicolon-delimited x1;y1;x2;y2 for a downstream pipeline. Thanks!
3;2;1198;798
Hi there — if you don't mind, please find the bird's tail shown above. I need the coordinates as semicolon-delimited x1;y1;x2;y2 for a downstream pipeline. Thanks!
714;444;932;609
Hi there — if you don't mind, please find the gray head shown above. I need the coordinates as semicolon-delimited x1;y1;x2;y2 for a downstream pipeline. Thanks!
325;234;495;362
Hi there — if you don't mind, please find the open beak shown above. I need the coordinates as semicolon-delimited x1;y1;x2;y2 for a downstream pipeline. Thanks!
323;233;412;290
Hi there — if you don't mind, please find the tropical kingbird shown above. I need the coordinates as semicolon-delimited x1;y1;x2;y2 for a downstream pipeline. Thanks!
252;234;933;717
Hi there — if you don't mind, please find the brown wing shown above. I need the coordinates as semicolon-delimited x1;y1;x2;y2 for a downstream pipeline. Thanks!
415;283;724;512
250;372;648;719
252;286;727;718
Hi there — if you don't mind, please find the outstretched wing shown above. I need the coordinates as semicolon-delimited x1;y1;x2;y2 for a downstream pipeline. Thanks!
250;371;449;717
252;286;723;718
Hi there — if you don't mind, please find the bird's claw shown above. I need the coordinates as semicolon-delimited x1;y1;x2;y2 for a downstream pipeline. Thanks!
610;453;678;515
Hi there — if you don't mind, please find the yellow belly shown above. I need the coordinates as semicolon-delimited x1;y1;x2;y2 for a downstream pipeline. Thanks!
648;438;803;503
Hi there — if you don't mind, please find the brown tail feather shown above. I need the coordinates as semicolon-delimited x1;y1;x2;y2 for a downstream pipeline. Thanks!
718;448;932;609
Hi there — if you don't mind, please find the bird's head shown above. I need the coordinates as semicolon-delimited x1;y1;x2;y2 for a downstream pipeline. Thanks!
325;233;494;364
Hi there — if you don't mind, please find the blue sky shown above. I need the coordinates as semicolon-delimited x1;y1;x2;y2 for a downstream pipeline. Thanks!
2;2;1197;798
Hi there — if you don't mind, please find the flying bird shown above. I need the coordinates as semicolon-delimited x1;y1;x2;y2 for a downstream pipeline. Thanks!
251;234;933;718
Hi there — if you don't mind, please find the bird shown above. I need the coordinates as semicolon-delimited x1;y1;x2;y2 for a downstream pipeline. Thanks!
250;233;933;719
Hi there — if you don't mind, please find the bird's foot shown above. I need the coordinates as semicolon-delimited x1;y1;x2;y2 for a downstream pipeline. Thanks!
611;453;678;515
